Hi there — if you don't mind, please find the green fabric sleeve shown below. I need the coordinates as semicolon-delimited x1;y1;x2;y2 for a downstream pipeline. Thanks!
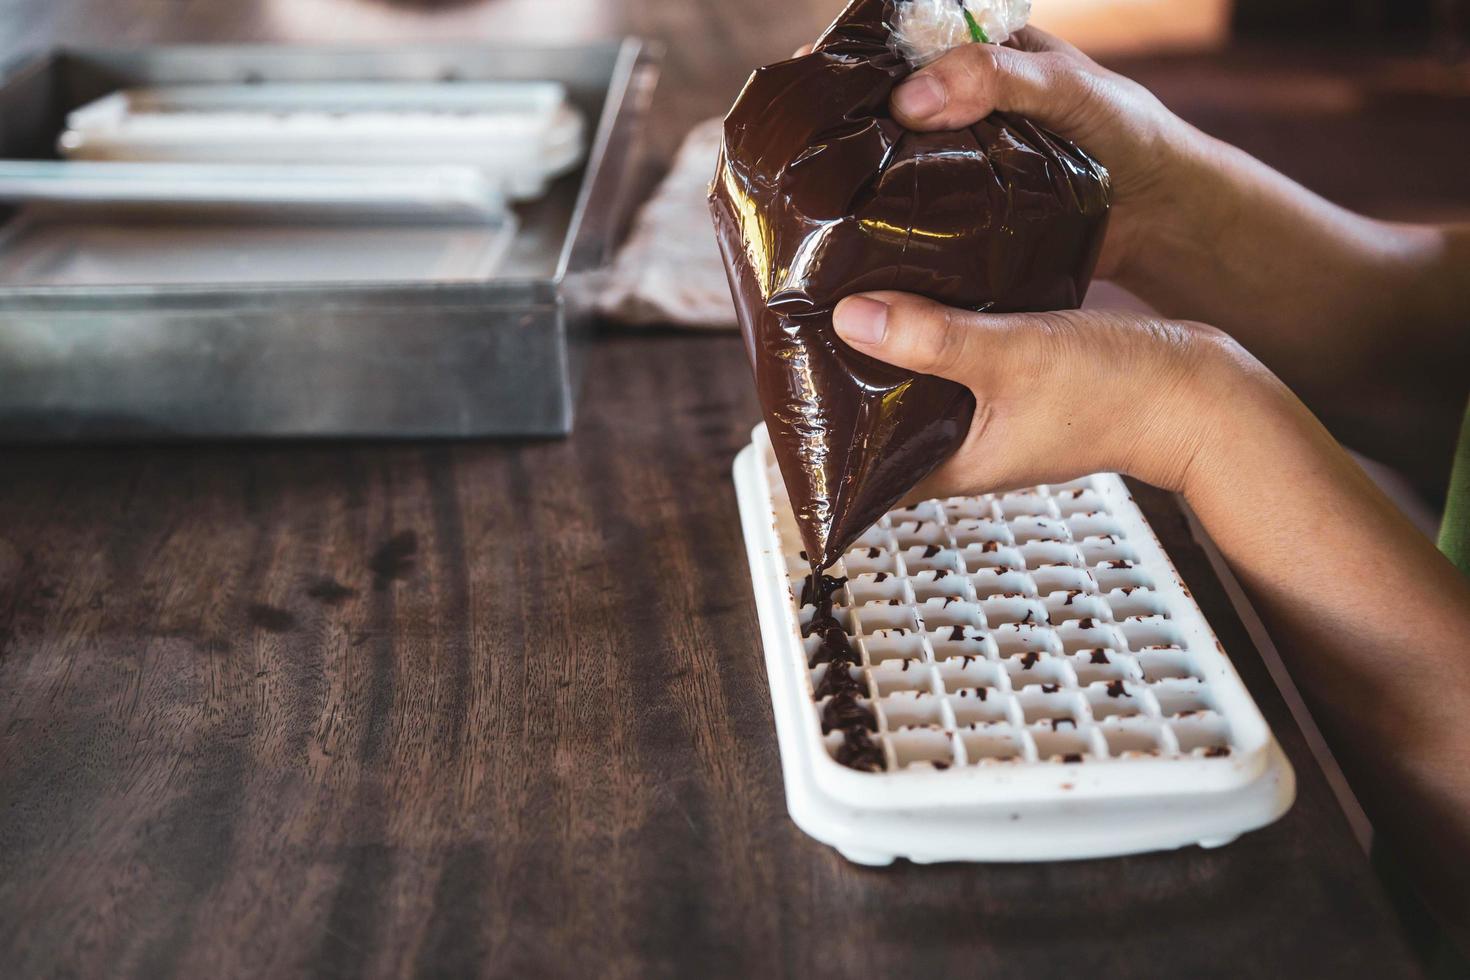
1438;397;1470;577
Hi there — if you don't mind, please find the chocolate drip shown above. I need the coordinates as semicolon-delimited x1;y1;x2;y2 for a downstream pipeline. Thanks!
836;728;886;771
800;572;848;608
822;693;877;733
805;560;885;771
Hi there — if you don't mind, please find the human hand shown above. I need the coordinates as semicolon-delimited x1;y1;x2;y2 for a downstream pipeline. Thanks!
888;27;1209;283
829;290;1271;501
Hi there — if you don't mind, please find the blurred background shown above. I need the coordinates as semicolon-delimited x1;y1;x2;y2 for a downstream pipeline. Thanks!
7;0;1465;214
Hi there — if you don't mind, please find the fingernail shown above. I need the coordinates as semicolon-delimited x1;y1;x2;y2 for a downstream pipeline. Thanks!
833;296;889;345
893;74;945;120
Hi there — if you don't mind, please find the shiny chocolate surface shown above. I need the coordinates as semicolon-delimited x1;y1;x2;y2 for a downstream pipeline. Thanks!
710;0;1110;569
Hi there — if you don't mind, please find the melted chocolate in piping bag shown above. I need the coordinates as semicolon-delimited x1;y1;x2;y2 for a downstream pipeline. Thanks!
710;0;1111;570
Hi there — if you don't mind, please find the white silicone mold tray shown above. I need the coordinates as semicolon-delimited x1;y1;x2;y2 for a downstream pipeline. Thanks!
733;424;1294;865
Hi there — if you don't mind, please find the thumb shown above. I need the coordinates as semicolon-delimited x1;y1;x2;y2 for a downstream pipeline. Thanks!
832;292;986;383
891;42;1096;137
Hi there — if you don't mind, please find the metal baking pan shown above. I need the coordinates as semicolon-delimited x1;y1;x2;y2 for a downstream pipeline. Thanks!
0;40;658;439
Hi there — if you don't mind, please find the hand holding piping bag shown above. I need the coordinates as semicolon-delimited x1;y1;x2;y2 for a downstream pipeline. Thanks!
833;11;1470;949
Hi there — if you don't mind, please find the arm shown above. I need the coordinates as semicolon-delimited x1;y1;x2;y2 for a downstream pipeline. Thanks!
831;291;1470;949
889;30;1470;490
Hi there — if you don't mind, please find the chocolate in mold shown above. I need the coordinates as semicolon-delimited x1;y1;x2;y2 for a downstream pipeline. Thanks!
711;0;1110;570
805;554;889;771
800;572;848;608
836;729;886;771
822;694;877;733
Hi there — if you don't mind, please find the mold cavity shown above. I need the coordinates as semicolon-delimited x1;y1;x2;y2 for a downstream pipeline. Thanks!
1016;689;1081;725
862;631;926;667
1120;619;1183;651
843;546;897;576
891;520;947;548
950;517;1011;547
1030;566;1094;595
1081;539;1138;564
1086;682;1144;720
901;545;963;575
1032;728;1093;762
1066;513;1124;538
1107;588;1168;619
1135;649;1201;683
949;691;1011;726
869;662;936;696
878;692;945;731
936;656;1002;692
1053;489;1106;517
1068;649;1134;685
910;569;970;602
1152;681;1214;716
1004;653;1071;690
857;603;919;634
962;728;1024;763
1102;724;1162;758
915;598;983;630
1057;618;1122;654
1172;715;1232;755
846;572;908;605
1019;541;1084;569
1010;516;1070;543
998;493;1051;518
969;567;1034;597
890;729;957;770
1045;592;1109;625
1094;563;1153;592
981;596;1049;628
992;624;1059;657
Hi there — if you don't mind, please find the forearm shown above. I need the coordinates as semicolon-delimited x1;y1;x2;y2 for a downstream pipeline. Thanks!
1118;125;1470;481
1175;344;1470;945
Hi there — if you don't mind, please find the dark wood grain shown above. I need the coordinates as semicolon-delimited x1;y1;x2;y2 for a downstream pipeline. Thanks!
0;332;1423;979
1;0;1462;976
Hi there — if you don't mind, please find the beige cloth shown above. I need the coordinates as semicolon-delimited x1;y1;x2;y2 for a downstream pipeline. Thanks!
598;117;737;330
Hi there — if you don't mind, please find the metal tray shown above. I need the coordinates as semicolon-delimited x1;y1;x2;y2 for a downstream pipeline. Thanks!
0;40;658;439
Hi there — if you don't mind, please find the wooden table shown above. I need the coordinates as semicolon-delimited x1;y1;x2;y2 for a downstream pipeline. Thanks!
2;0;1460;976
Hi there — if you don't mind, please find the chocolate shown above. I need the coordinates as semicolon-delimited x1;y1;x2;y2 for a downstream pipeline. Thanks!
1105;679;1130;698
806;622;853;667
805;552;885;771
815;661;865;699
822;694;877;733
800;572;848;607
836;728;886;771
710;0;1110;570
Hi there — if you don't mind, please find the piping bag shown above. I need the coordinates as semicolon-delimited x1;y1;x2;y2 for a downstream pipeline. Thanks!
710;0;1111;573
